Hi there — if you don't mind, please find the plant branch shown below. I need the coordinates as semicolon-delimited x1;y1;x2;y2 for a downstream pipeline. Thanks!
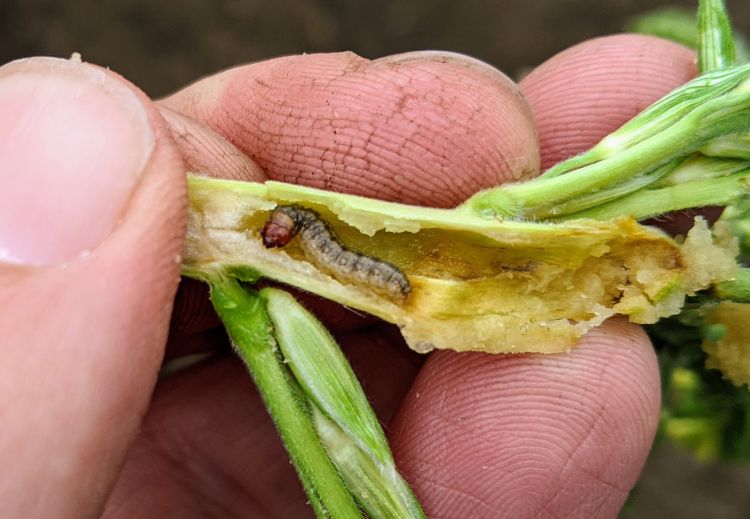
209;276;362;518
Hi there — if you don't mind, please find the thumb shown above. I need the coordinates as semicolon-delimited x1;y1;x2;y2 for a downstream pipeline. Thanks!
0;57;186;517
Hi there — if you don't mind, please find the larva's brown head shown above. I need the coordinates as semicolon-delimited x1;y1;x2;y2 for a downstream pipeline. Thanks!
261;209;297;248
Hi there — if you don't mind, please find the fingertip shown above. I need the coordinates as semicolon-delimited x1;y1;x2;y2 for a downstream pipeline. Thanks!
164;51;540;207
159;105;267;182
390;319;660;517
520;34;696;170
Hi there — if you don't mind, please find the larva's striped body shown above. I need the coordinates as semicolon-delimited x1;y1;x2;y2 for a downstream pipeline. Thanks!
261;205;411;301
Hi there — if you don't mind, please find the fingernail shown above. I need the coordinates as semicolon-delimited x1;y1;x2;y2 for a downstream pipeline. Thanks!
0;57;154;265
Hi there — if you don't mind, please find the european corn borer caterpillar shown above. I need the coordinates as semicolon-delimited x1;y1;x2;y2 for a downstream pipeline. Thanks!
261;205;411;301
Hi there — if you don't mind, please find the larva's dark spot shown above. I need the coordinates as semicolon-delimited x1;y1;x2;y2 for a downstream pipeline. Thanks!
260;205;411;301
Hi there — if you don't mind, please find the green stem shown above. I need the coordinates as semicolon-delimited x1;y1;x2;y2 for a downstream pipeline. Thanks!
209;277;362;519
698;0;736;73
462;63;750;219
540;62;750;181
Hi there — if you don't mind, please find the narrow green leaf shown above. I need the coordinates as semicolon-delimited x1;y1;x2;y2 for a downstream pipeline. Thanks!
557;168;750;221
262;287;393;464
313;408;425;519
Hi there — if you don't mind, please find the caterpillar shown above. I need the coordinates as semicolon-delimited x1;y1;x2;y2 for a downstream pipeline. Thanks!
261;205;411;301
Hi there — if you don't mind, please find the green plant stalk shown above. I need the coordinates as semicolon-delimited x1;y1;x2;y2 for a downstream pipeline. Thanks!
514;1;745;222
544;154;749;219
188;2;750;504
462;64;750;219
660;0;750;393
534;159;684;218
537;63;750;181
208;276;362;518
698;0;736;72
262;288;424;518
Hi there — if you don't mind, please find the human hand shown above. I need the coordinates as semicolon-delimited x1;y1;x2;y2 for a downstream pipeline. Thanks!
0;35;695;518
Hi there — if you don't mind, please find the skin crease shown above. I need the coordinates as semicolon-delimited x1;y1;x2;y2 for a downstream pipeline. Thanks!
0;34;694;518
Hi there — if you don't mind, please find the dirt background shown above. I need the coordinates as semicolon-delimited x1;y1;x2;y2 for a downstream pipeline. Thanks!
3;0;750;517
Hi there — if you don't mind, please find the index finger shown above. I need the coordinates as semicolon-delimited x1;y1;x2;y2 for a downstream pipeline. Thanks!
160;51;540;207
